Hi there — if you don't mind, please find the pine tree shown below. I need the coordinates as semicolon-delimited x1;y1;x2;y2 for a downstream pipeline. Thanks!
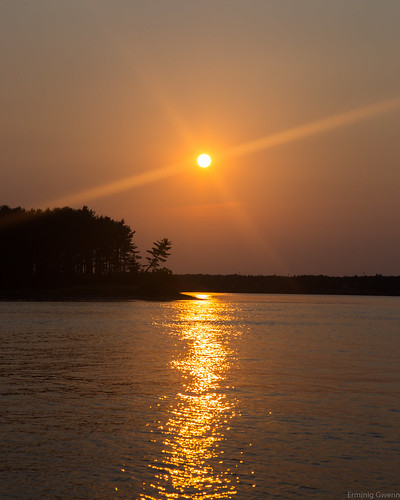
145;238;172;273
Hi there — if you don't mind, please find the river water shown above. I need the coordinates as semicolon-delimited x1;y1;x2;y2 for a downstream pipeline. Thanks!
0;294;399;499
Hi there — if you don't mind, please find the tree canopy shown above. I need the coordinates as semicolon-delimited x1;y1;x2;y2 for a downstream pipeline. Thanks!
0;205;173;292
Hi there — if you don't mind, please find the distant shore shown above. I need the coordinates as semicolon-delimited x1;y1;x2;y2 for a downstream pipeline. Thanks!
1;275;399;301
177;274;400;297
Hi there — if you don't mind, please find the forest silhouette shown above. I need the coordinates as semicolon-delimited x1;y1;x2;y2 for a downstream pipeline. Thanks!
1;205;399;299
0;205;178;299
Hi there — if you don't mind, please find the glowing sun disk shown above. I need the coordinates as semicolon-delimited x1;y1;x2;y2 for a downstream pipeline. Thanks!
197;154;211;168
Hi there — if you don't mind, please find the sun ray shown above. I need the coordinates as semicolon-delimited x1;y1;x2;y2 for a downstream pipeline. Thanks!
87;2;197;149
43;162;189;208
217;96;400;161
38;95;400;274
42;96;400;210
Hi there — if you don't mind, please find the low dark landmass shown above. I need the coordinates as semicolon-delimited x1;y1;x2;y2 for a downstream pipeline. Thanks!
2;275;399;301
1;206;399;300
0;285;191;302
0;272;184;302
177;274;400;296
0;205;182;301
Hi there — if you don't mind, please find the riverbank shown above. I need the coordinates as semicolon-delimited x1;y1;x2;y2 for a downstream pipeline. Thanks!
0;285;194;301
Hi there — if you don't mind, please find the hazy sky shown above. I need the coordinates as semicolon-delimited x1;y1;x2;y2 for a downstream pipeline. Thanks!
1;0;400;275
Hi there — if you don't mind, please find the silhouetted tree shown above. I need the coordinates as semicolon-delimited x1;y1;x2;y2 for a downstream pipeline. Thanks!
145;238;172;273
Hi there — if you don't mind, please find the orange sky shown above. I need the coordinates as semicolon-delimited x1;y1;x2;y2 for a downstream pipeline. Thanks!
1;1;400;275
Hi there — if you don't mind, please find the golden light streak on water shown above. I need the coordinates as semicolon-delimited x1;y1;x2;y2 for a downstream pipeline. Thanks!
193;294;210;300
141;295;239;499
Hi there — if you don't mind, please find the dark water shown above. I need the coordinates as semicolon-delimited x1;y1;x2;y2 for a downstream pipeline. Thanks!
1;294;399;499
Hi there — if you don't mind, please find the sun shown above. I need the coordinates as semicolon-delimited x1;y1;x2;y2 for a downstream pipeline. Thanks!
197;154;211;168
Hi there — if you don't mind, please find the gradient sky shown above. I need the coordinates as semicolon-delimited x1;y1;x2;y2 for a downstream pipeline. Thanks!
1;0;400;275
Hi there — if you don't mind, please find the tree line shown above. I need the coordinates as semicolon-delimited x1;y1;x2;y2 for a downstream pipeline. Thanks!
178;274;400;296
0;205;173;291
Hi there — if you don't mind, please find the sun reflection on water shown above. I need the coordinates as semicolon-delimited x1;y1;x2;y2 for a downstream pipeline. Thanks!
141;295;239;499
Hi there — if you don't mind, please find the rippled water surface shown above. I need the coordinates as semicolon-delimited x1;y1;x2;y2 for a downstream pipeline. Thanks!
1;294;400;499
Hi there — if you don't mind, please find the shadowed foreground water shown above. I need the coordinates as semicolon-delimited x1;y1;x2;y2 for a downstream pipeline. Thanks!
1;294;400;499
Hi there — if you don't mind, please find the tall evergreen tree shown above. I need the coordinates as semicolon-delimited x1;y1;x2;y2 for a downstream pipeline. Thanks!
145;238;172;273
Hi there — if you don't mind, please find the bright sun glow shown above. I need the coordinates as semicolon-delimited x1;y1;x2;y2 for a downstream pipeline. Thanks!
197;154;211;168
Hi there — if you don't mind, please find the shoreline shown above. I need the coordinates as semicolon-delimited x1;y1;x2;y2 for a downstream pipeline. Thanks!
0;287;196;302
1;275;399;301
